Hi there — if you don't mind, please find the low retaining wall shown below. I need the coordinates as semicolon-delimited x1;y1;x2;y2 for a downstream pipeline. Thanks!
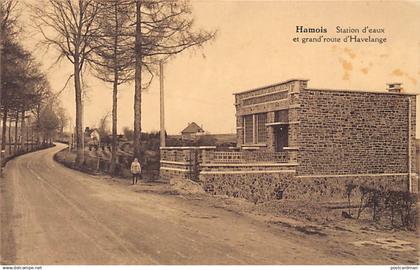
200;172;413;202
294;174;410;201
160;147;416;202
200;172;295;202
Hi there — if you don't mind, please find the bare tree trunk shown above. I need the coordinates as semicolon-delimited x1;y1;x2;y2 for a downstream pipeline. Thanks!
26;117;29;151
133;0;142;159
7;115;11;154
31;123;34;151
14;110;18;154
36;103;40;146
109;1;119;176
1;105;8;153
74;58;84;166
21;110;25;150
110;76;118;175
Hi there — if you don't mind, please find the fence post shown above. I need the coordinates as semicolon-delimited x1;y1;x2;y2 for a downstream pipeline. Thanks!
96;152;101;171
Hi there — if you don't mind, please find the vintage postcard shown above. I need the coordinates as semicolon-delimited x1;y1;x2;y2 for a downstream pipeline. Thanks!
0;0;419;268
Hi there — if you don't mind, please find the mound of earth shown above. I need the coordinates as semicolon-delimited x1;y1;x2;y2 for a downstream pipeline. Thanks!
170;177;205;195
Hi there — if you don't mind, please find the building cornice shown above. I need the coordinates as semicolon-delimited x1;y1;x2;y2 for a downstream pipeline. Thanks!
233;79;309;95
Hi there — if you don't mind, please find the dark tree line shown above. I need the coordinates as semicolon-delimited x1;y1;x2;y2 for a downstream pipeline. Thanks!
0;0;66;167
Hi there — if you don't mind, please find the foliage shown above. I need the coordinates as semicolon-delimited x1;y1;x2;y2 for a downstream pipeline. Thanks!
345;183;417;230
345;183;357;216
97;112;111;140
39;104;60;140
122;127;134;141
167;135;224;147
56;106;68;134
1;0;53;154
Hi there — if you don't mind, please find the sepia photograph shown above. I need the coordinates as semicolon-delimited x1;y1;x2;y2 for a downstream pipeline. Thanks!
0;0;419;268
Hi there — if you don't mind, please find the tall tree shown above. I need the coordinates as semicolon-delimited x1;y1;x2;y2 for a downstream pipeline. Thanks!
132;0;215;158
90;0;134;175
133;0;142;159
1;39;29;155
31;0;103;165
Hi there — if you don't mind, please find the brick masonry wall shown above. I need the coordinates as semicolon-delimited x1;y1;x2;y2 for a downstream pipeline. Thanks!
160;148;195;183
235;80;304;148
160;168;190;182
298;89;417;176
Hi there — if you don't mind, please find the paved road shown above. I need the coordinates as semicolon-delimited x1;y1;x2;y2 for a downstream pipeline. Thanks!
0;144;395;264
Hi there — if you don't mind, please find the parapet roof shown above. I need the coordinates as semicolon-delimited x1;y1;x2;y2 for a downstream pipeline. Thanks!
306;88;418;96
233;79;309;95
234;79;418;96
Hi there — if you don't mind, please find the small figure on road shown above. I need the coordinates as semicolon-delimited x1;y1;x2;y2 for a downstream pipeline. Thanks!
130;158;141;185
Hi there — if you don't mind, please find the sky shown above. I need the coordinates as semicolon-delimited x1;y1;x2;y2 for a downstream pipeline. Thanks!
21;0;420;137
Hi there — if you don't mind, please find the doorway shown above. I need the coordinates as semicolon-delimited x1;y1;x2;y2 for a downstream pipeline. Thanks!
275;125;288;152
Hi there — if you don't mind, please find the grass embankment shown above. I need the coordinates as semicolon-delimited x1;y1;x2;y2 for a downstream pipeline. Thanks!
54;147;160;181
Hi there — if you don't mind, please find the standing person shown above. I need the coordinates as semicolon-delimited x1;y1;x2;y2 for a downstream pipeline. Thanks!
130;158;141;185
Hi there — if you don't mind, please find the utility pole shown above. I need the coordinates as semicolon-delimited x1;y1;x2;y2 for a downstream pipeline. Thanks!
69;118;72;151
159;60;166;147
30;118;33;151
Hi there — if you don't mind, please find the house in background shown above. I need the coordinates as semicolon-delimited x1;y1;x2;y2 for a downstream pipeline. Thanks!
181;122;205;140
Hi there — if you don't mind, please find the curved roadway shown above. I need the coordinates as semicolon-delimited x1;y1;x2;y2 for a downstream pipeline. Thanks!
0;144;404;264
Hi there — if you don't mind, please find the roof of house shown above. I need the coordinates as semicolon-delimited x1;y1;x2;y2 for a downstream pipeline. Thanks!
181;122;204;134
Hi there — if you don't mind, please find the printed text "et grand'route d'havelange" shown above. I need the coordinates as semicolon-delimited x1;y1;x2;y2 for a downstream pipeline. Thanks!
293;26;387;44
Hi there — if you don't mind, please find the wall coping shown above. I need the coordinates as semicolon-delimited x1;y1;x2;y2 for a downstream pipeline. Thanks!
160;160;190;165
160;167;190;172
160;146;217;150
201;162;298;167
305;88;418;96
200;170;296;175
296;172;409;178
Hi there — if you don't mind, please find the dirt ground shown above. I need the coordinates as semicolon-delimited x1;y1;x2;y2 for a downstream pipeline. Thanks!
131;180;420;264
1;143;418;265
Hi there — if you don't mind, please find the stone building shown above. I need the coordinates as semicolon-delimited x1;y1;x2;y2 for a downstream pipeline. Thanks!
160;79;418;201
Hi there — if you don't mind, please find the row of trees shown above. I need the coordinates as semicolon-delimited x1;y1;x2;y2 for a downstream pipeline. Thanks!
0;0;67;165
31;0;215;175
